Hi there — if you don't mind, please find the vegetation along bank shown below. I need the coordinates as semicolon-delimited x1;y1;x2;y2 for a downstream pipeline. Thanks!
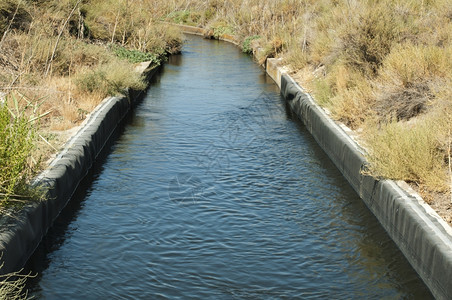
0;0;451;297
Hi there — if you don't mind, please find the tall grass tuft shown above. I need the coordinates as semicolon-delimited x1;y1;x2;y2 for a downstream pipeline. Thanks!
364;117;448;196
75;59;146;98
0;94;43;206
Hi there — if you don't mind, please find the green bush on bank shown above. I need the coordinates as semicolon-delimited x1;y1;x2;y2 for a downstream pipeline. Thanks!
0;96;42;206
110;45;161;64
242;35;261;54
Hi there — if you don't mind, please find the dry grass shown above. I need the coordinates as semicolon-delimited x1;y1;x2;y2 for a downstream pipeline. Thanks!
364;115;449;198
375;44;452;121
0;0;183;172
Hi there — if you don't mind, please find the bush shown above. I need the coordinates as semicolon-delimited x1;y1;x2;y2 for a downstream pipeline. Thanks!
166;10;201;26
110;45;160;64
364;117;447;195
75;59;146;97
242;35;260;54
209;20;234;39
374;44;452;121
339;1;401;76
0;95;42;205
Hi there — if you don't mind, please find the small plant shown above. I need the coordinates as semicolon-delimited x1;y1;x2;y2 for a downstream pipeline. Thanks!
242;35;260;54
364;117;448;196
75;59;146;97
110;44;161;64
210;21;234;39
166;10;200;26
0;93;45;206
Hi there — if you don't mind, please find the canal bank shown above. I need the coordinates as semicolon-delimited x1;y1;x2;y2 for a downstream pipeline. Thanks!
265;59;452;299
0;62;160;275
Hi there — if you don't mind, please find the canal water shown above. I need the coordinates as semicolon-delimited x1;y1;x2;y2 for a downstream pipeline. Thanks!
24;35;432;298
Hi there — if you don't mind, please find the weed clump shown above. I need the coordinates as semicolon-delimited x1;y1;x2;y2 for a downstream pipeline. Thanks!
75;60;146;98
242;35;261;54
0;94;44;206
110;45;161;64
364;117;448;197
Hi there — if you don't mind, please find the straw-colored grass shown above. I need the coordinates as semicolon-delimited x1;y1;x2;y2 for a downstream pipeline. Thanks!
364;117;448;197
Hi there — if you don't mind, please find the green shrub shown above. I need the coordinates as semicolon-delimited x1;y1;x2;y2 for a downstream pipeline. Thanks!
210;20;234;39
0;95;42;205
166;10;201;26
110;45;160;64
242;35;260;54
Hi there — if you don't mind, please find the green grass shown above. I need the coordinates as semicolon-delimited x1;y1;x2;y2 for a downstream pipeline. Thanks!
0;94;44;206
242;35;261;54
110;45;161;64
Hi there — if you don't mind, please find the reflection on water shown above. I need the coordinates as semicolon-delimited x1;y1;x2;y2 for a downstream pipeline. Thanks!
24;35;432;299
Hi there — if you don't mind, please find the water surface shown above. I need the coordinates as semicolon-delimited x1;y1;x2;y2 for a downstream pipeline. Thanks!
25;35;432;299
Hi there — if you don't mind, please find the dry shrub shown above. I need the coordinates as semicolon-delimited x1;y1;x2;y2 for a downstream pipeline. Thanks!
364;117;448;195
312;78;333;108
375;44;452;121
338;1;402;76
0;0;31;37
330;80;374;128
131;23;182;55
84;0;182;54
74;59;145;99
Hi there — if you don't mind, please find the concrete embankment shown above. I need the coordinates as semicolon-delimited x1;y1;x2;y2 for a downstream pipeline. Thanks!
0;62;159;275
266;58;452;300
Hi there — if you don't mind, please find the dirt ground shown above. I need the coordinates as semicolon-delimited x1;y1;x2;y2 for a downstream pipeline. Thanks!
417;187;452;225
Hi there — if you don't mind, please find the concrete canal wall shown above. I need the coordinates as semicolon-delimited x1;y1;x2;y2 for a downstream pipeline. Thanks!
266;58;452;300
0;62;159;275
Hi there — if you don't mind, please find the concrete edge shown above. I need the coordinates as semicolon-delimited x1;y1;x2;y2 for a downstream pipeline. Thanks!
266;58;452;299
0;62;160;275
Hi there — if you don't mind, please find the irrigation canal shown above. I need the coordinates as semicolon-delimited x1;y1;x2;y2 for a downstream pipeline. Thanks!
23;35;432;298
